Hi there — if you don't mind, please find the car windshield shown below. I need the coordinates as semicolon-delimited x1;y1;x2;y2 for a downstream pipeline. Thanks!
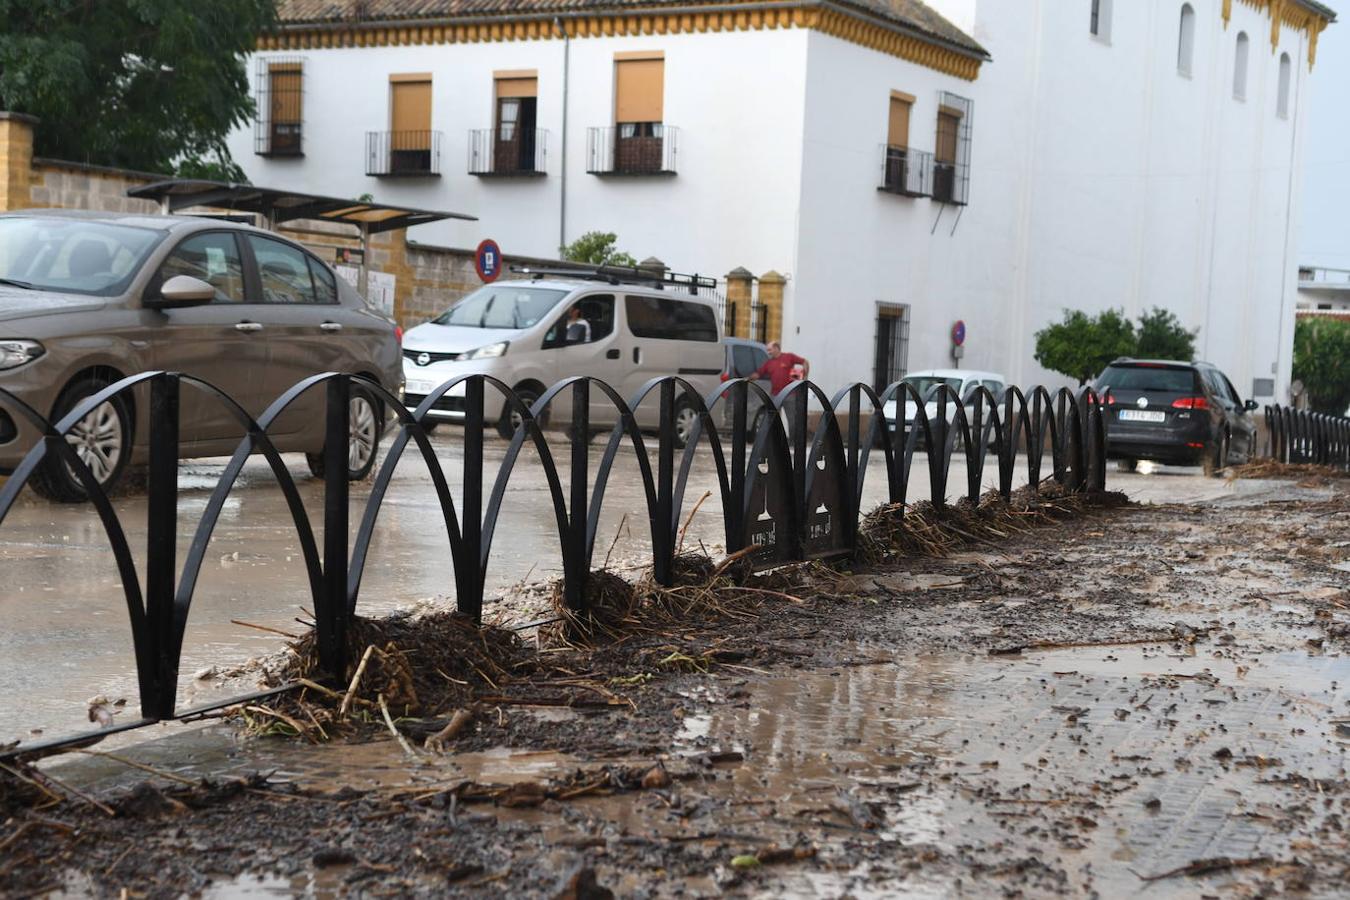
1096;365;1196;393
0;218;164;296
432;286;569;329
903;376;964;400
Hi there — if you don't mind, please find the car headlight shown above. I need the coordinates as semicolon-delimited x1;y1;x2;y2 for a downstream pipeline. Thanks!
0;340;44;370
465;341;509;360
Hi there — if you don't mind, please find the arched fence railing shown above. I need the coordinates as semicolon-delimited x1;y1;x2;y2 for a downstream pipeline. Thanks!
1264;404;1350;471
0;373;1108;753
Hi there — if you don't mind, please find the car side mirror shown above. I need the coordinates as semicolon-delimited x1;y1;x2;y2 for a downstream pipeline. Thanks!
1244;399;1259;411
149;275;216;309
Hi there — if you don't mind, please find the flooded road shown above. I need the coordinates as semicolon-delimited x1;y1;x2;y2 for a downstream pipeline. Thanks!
10;471;1345;897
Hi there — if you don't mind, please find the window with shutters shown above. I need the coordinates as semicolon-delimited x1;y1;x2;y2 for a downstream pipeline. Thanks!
588;52;677;174
367;74;441;176
254;58;304;156
932;92;973;205
879;91;931;197
494;71;540;174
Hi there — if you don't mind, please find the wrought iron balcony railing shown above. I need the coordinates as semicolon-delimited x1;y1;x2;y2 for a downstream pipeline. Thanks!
878;145;933;198
586;124;678;175
366;130;443;177
468;128;547;176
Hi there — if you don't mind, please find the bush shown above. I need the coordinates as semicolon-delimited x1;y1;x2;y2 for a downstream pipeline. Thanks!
1293;316;1350;415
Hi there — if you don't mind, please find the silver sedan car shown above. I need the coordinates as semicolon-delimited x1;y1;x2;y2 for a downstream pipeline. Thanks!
0;210;402;501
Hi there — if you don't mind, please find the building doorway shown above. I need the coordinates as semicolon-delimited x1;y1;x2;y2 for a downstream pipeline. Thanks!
873;304;910;393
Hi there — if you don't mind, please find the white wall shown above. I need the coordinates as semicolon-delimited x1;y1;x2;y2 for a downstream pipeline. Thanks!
228;29;811;287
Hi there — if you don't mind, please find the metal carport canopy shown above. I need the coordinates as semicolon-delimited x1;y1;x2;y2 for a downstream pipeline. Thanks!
126;179;476;295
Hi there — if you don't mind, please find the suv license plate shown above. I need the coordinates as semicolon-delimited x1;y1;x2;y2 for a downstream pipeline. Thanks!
1119;410;1165;423
406;380;434;395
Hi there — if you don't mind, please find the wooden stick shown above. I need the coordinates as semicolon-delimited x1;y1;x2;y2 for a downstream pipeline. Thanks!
340;644;379;718
230;619;301;640
245;705;314;743
73;750;198;787
424;708;475;751
378;694;419;760
678;490;713;553
711;545;761;579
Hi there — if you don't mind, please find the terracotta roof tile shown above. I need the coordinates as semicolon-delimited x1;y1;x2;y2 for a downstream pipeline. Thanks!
274;0;987;57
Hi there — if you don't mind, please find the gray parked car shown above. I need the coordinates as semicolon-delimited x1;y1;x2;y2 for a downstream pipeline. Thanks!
0;210;402;501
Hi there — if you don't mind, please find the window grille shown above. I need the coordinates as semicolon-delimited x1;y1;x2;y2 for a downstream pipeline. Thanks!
934;92;973;206
254;57;305;156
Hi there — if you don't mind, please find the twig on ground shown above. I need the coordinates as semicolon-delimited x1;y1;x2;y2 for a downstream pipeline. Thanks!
230;619;301;640
379;693;419;759
340;644;379;718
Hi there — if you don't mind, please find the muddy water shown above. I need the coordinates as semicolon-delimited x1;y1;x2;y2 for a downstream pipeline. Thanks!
49;636;1347;898
1;434;1048;745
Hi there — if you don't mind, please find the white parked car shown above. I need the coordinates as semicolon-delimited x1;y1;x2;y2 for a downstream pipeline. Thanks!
880;368;1007;444
401;270;725;444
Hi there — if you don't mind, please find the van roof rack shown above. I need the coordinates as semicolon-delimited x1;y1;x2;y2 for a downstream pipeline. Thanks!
510;263;716;293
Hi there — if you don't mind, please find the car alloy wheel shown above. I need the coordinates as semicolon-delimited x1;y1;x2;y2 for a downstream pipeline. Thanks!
348;393;378;473
673;400;699;448
64;399;124;485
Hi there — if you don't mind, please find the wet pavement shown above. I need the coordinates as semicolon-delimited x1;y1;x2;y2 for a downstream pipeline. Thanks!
5;469;1346;897
0;430;1248;746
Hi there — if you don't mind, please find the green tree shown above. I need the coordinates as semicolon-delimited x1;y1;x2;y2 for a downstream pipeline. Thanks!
1034;308;1137;386
1135;307;1198;360
561;231;637;267
0;0;276;176
1292;316;1350;415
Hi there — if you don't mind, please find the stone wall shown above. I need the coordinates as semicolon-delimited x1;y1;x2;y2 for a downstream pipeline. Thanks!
28;159;162;215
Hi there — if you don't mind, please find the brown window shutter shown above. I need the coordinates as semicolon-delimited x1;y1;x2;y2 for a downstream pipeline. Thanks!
495;76;538;99
615;58;664;123
936;110;960;163
391;78;432;137
269;64;302;124
887;96;911;148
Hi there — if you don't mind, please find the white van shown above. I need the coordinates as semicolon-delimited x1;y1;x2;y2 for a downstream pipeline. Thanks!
401;270;725;444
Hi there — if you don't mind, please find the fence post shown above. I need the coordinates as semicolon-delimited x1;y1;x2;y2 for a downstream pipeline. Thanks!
142;373;180;721
563;379;591;614
460;376;485;623
318;375;350;681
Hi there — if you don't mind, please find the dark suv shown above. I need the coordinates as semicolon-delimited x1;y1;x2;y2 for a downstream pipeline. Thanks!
1094;359;1259;474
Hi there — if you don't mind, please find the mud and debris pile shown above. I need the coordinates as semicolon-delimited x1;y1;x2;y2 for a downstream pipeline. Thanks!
1226;459;1349;484
858;480;1129;561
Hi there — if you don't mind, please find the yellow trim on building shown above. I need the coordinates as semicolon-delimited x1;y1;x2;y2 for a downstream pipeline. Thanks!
259;6;985;81
1232;0;1332;67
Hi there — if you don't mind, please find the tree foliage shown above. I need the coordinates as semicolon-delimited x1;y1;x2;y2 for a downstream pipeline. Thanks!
1033;309;1137;386
0;0;276;176
1292;316;1350;415
561;231;637;268
1135;306;1198;361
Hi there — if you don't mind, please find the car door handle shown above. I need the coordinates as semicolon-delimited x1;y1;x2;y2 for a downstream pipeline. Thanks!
606;348;620;360
632;347;641;364
320;322;343;332
234;322;264;333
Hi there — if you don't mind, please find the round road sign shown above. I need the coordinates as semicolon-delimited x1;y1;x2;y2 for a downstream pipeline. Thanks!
475;239;503;283
951;320;967;347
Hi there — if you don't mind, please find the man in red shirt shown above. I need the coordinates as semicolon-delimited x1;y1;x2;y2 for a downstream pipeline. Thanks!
754;341;810;394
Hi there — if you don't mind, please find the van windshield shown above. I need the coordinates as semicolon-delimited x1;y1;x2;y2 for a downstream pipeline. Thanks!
0;217;164;296
433;286;568;329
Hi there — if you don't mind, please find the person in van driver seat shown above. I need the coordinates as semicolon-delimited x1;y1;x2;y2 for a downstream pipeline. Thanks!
564;303;592;344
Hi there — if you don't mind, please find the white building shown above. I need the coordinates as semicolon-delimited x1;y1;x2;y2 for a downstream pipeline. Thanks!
1297;265;1350;310
227;0;1335;402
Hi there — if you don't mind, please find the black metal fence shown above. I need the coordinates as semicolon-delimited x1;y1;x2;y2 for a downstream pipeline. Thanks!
365;130;443;177
1264;404;1350;470
879;145;933;197
467;127;547;176
0;373;1107;755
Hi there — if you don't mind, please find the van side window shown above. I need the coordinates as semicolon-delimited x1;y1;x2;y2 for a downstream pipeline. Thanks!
732;345;760;377
624;295;718;342
543;295;615;349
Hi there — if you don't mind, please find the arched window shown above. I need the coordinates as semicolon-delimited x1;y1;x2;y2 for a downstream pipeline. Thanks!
1278;52;1292;117
1233;32;1249;99
1178;4;1196;76
1090;0;1113;41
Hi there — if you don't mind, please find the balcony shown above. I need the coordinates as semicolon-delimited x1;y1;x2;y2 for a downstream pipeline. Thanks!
366;130;442;177
932;161;969;205
877;145;932;198
586;125;678;176
468;128;547;177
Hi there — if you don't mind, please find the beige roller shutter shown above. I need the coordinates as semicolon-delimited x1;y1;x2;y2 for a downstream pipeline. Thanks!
495;75;538;99
936;109;961;163
615;58;664;123
391;77;432;135
270;63;302;124
887;96;911;148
